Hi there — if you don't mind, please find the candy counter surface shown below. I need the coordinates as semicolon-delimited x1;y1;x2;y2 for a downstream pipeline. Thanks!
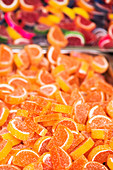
0;0;113;49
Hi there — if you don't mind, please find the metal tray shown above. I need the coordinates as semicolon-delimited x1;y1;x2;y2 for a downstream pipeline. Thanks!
9;45;113;54
9;45;113;85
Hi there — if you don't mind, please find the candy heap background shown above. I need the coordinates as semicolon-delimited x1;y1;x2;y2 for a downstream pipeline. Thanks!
0;0;113;48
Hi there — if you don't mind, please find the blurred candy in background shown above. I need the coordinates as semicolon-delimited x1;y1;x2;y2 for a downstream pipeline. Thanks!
0;0;113;48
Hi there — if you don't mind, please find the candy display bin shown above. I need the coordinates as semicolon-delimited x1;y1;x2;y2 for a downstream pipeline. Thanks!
0;44;113;169
1;0;113;170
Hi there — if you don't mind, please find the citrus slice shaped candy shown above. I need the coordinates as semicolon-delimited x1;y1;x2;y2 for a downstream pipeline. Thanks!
47;14;61;24
34;24;50;36
14;49;30;70
38;16;54;27
52;65;65;77
29;95;54;106
88;144;113;163
5;87;28;105
96;80;113;95
83;161;108;170
73;7;89;19
17;69;37;82
0;165;21;170
55;90;70;105
47;25;68;48
39;84;57;98
0;83;14;96
70;155;88;170
67;131;85;154
25;44;43;66
0;67;12;77
36;68;55;86
38;152;53;169
21;100;43;114
56;76;71;93
0;106;9;126
8;75;30;90
61;6;75;20
76;0;94;12
20;0;34;12
7;117;31;141
47;124;74;151
42;120;57;127
47;45;61;65
20;0;41;12
0;139;12;161
2;132;21;146
46;5;64;20
13;38;31;45
73;101;89;124
69;88;85;105
48;0;69;8
0;143;15;165
34;113;62;123
85;90;105;103
70;137;94;160
0;0;19;12
24;117;48;136
0;44;13;68
71;51;93;64
59;18;76;31
91;129;108;140
65;31;85;46
50;145;72;170
16;109;29;117
52;117;78;133
23;133;41;148
92;55;109;74
75;16;96;32
12;149;39;167
34;136;51;155
38;56;49;70
77;61;89;79
6;26;22;40
51;103;73;115
57;54;80;75
98;34;112;48
86;115;112;132
1;109;17;127
88;105;106;119
39;101;52;115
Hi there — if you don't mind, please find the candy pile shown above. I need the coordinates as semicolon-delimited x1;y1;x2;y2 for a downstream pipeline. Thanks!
0;0;113;48
0;41;113;170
